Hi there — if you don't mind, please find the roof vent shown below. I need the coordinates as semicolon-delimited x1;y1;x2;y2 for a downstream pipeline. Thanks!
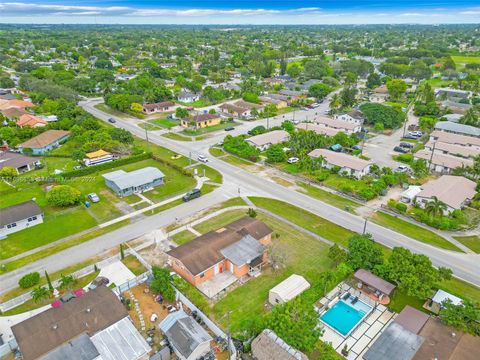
52;324;58;330
86;308;91;313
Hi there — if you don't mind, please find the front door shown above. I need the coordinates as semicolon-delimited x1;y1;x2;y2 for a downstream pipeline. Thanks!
214;263;219;275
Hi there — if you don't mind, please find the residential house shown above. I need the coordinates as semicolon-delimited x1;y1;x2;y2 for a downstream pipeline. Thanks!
264;78;284;86
443;113;462;123
11;286;150;360
246;130;290;151
440;100;472;114
415;175;476;214
167;217;272;298
251;329;308;360
0;151;38;174
0;200;43;238
178;91;200;103
218;103;251;118
414;150;473;174
400;186;423;204
296;123;340;137
142;101;176;115
0;99;33;111
300;79;322;90
259;95;288;109
16;114;47;128
83;149;114;166
103;167;165;197
429;130;480;150
17;130;70;155
180;113;221;128
315;116;362;134
1;107;27;120
434;121;480;138
308;149;373;178
269;274;310;305
335;109;364;125
278;89;305;103
370;85;389;102
233;100;265;113
159;311;212;360
424;140;479;159
435;87;472;100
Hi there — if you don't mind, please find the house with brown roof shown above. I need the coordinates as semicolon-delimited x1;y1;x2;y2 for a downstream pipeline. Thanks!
167;217;272;298
429;130;480;150
0;151;39;174
1;106;27;120
0;99;34;111
0;200;43;238
142;101;176;114
259;95;288;109
218;102;251;118
309;149;373;179
246;130;290;151
414;149;473;174
17;130;70;155
425;140;479;159
251;329;308;360
16;114;47;128
11;286;150;360
370;85;389;102
315;116;362;134
354;268;396;304
296;122;340;137
415;175;477;214
180;113;222;128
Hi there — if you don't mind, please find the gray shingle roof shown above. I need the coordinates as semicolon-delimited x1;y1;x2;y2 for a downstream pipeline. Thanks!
220;234;264;266
102;167;165;190
435;121;480;137
0;200;42;227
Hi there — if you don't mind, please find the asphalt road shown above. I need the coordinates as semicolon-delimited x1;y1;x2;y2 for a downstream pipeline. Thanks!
1;99;478;294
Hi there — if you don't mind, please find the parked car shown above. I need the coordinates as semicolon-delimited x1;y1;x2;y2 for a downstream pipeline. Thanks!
197;154;209;163
108;118;116;123
394;165;410;173
287;157;299;164
224;127;235;131
87;193;100;203
183;188;201;202
408;131;422;138
292;119;300;125
403;134;417;140
399;142;414;149
393;146;409;153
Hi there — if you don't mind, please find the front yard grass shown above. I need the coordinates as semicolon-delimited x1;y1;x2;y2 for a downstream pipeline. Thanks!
370;212;462;252
297;182;360;213
452;235;480;253
121;255;147;276
182;121;239;136
191;164;223;184
161;132;193;141
249;197;354;246
171;230;198;246
212;212;333;335
193;209;247;234
209;147;225;157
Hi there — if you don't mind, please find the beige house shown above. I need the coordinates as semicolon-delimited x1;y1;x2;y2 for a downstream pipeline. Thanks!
142;101;176;114
180;113;221;128
259;95;288;109
414;149;474;174
424;140;479;159
315;116;362;134
309;148;373;178
415;175;476;214
429;130;480;150
246;130;290;151
296;123;340;137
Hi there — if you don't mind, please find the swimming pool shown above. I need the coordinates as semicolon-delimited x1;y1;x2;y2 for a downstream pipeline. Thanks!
320;296;372;336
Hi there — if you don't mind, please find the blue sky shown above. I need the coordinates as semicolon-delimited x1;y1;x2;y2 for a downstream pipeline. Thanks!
0;1;479;24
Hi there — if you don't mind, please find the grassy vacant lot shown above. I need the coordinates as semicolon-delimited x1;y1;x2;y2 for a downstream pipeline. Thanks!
452;55;480;64
94;103;128;118
122;255;147;276
182;121;239;136
162;132;192;141
370;212;462;252
250;197;354;246
193;209;247;234
297;182;360;213
191;164;223;184
453;235;480;253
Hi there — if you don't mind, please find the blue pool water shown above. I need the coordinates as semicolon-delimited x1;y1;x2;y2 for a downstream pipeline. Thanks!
320;298;372;336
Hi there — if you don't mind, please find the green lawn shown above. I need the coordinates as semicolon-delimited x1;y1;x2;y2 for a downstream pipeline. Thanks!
94;103;128;118
171;230;198;246
222;155;257;167
121;255;147;276
438;277;480;304
212;212;333;334
453;235;480;253
162;132;193;141
249;197;354;246
370;212;462;252
182;121;238;136
193;209;247;234
452;55;480;64
151;118;178;129
191;164;223;184
209;147;225;157
389;289;428;313
297;182;360;213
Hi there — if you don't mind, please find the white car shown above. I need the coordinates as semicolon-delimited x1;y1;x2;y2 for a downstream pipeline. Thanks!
394;165;410;173
292;119;300;125
288;157;299;164
197;155;209;163
87;193;100;203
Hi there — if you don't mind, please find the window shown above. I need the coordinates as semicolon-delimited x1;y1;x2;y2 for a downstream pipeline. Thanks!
27;216;37;222
199;273;205;278
7;223;17;228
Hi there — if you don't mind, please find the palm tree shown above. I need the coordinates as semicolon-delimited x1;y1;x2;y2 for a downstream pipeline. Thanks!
425;196;448;218
329;94;341;114
59;274;75;290
31;286;50;303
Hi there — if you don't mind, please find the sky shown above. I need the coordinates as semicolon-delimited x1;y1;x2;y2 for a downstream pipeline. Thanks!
0;1;479;24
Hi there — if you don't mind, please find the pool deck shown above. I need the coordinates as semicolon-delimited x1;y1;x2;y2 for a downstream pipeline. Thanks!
318;283;397;359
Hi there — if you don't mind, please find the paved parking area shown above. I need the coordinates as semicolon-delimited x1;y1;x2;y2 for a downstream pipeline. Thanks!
98;261;136;286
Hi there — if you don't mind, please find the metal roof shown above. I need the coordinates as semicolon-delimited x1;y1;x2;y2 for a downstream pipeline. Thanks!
269;274;310;302
42;334;99;360
435;121;480;137
102;167;165;190
432;289;463;306
220;234;264;266
0;200;42;227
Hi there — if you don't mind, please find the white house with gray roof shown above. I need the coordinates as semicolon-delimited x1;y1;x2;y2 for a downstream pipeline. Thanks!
434;121;480;138
0;200;43;238
159;311;212;360
309;149;373;179
102;167;165;197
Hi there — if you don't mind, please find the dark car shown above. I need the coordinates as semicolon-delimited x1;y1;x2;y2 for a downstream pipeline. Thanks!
108;118;116;123
393;146;409;153
399;142;414;149
183;188;201;202
224;127;235;131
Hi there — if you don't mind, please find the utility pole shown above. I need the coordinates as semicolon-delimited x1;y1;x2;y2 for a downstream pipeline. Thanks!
428;141;436;172
363;217;368;234
189;151;192;166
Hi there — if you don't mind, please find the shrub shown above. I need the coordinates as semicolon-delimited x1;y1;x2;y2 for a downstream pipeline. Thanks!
223;135;260;162
19;272;40;288
316;171;330;182
46;185;81;207
394;153;413;164
395;202;407;212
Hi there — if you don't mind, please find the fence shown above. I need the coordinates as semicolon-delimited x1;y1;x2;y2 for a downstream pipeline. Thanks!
0;248;137;313
176;290;237;360
112;272;150;297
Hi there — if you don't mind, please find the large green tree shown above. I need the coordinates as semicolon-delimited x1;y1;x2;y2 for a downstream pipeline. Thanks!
150;266;176;302
347;234;384;270
386;79;407;101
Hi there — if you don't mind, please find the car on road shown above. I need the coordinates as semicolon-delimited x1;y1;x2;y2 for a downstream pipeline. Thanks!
287;157;299;164
197;154;209;163
393;146;409;153
87;193;100;203
224;127;235;131
399;142;414;149
108;118;116;123
394;165;410;173
183;188;201;202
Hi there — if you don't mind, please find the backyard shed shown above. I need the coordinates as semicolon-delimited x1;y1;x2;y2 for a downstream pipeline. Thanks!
269;274;310;305
354;268;396;302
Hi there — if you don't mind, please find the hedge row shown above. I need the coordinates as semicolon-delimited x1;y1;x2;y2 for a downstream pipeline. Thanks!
151;155;193;177
61;152;152;178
